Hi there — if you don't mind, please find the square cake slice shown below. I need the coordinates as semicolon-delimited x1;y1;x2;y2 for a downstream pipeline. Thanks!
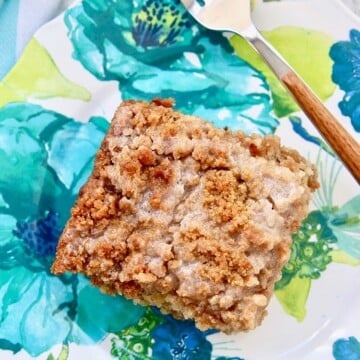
52;99;318;333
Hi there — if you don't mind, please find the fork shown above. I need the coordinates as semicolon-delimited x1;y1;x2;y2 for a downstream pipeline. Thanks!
181;0;360;183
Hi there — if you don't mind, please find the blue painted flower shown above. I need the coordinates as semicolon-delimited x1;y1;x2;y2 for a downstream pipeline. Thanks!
111;307;245;359
65;0;278;135
330;29;360;132
151;308;216;359
0;103;145;356
151;310;245;359
333;336;360;360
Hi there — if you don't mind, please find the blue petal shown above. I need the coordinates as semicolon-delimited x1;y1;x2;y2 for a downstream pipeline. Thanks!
151;311;213;359
0;271;73;356
47;117;108;193
330;29;360;132
333;337;360;360
0;103;71;221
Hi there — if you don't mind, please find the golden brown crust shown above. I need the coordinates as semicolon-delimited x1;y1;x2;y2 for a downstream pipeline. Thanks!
52;99;318;334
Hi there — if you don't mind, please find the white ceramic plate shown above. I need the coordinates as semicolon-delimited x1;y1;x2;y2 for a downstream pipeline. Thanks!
0;0;359;359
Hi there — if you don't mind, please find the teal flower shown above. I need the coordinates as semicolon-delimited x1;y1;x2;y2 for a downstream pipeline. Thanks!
65;0;278;134
330;29;360;132
0;103;145;357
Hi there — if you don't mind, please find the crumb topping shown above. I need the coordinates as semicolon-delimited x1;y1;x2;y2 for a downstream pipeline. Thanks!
52;98;318;334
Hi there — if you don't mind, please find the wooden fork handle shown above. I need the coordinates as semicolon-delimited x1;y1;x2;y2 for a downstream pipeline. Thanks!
282;70;360;183
245;25;360;183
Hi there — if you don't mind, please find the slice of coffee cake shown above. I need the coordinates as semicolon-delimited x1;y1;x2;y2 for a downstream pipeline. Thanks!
52;98;318;333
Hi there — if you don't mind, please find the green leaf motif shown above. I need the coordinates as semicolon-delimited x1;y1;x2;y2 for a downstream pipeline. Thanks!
275;190;360;320
58;345;69;360
230;26;335;117
275;276;311;322
276;210;337;290
330;250;360;266
0;38;91;108
0;83;25;105
111;307;163;360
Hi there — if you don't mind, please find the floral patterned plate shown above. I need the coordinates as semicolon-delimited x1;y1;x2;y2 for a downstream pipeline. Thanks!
0;0;359;359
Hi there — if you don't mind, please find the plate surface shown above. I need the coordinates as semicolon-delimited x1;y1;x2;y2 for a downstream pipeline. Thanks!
0;0;359;359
